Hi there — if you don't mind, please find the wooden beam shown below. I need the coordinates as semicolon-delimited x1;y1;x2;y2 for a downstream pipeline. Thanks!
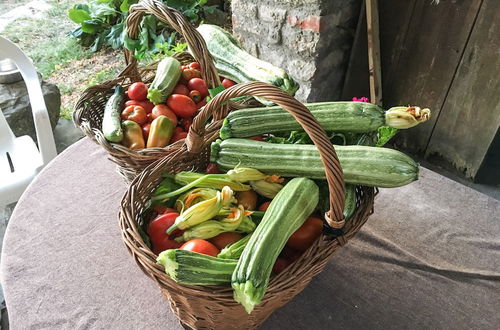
365;0;382;105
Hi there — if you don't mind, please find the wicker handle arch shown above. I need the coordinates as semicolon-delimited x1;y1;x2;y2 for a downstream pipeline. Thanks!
187;82;346;229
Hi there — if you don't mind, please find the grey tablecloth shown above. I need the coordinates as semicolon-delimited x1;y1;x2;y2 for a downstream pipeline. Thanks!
1;138;499;329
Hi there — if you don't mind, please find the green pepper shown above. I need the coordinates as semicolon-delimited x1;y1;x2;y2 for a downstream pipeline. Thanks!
147;115;174;148
122;120;145;150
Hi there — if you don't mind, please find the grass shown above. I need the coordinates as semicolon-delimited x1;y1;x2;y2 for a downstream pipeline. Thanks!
2;1;92;78
2;0;123;120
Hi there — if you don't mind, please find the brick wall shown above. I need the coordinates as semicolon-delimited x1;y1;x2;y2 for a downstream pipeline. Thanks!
231;0;361;102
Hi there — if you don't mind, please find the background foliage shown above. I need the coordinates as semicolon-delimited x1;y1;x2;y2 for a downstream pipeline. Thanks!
68;0;217;59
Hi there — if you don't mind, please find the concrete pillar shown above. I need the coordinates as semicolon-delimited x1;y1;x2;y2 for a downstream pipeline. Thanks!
231;0;361;102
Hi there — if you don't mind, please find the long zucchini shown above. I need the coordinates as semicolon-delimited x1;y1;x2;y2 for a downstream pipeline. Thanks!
220;102;431;139
232;178;319;313
102;85;125;142
211;139;419;188
157;249;236;286
196;24;299;97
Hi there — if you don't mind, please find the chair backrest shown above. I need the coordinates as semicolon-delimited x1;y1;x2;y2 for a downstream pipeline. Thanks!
0;108;15;146
0;36;57;166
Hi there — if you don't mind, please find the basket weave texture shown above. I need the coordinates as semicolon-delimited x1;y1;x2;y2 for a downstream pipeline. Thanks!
73;0;224;182
119;82;376;329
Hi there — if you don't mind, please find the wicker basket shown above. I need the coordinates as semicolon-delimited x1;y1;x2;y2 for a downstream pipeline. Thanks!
119;82;376;329
73;0;225;182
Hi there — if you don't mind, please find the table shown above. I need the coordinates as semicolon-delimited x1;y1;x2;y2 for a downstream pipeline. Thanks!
1;138;499;329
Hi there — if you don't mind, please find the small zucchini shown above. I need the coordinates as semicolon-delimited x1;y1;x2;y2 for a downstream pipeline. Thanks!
157;249;236;286
102;85;125;143
232;177;319;313
147;57;181;105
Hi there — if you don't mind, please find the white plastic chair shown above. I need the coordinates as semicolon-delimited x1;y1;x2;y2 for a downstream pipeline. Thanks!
0;36;57;209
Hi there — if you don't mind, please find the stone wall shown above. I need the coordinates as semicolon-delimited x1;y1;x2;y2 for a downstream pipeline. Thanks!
231;0;361;102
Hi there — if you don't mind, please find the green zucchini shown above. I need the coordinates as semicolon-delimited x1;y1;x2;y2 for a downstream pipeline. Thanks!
211;139;419;188
157;249;236;286
343;184;357;219
102;85;125;143
196;24;299;98
217;234;252;259
220;102;431;139
232;177;319;313
147;56;181;105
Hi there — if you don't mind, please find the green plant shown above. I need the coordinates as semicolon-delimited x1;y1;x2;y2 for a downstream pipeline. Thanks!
68;0;216;57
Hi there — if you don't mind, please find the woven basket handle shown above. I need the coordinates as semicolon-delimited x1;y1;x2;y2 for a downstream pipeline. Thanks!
125;0;221;98
187;82;346;229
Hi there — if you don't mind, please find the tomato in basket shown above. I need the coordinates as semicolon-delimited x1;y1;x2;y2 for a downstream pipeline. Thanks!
210;232;243;250
172;84;190;96
128;82;148;101
170;131;188;143
148;212;183;254
152;104;178;126
142;123;151;140
167;94;197;118
286;216;323;251
121;105;147;125
188;78;209;97
222;78;236;89
205;163;220;174
180;239;220;257
125;100;155;113
189;62;201;70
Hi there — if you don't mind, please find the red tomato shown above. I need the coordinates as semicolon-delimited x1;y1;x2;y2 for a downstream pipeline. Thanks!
205;163;220;174
249;136;265;141
189;90;202;103
167;94;197;118
287;216;324;251
258;201;271;211
209;232;243;250
180;65;188;70
180;239;220;257
121;105;147;125
281;246;302;263
151;104;178;126
196;99;207;110
222;78;236;89
147;213;183;254
174;126;184;134
235;190;258;210
128;82;148;101
273;257;291;274
181;117;193;132
172;84;190;96
170;131;188;143
125;100;154;113
147;113;154;122
152;205;177;214
189;62;201;70
142;123;151;139
182;69;201;81
187;78;209;97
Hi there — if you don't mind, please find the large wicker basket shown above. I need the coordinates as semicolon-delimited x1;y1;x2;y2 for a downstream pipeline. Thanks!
119;82;376;329
73;0;225;182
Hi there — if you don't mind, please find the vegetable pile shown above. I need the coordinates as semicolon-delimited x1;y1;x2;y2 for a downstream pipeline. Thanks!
141;96;431;314
101;56;237;149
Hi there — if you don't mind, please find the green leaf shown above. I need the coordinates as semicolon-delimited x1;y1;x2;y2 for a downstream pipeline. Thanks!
81;19;104;34
376;126;398;147
68;8;92;24
91;3;118;17
74;4;90;12
91;31;107;52
120;0;130;12
106;23;124;49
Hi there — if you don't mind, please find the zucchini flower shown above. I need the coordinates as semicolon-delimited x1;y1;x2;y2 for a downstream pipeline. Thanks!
385;106;431;129
175;205;246;242
174;188;218;213
250;180;284;198
174;172;251;191
167;186;234;234
227;168;267;182
152;172;250;202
